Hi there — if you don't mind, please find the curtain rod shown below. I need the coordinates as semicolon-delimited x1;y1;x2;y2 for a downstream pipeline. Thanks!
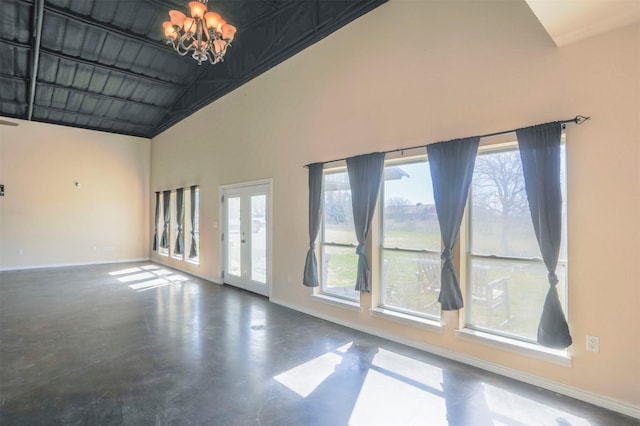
303;115;590;168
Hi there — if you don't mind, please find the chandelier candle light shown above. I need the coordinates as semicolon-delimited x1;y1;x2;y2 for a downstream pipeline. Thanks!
162;0;237;65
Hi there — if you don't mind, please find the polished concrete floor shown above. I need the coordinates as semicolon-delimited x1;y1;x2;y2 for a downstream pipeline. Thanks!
0;262;637;426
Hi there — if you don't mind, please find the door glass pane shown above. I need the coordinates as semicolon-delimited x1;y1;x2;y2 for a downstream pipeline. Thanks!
227;196;241;277
251;194;267;283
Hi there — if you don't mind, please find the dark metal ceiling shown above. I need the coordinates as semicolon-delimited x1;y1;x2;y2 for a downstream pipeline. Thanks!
0;0;387;138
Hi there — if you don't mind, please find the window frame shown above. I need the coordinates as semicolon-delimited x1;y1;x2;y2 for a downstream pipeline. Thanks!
171;189;184;260
157;187;200;265
463;140;568;344
187;186;200;264
158;191;170;257
378;154;442;321
319;166;360;303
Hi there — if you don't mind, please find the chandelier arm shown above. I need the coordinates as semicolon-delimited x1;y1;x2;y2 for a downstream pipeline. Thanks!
175;37;193;55
183;33;195;49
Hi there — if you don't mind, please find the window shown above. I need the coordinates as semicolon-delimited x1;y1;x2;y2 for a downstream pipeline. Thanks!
157;187;199;264
380;157;441;320
465;142;567;342
159;191;170;256
320;168;359;301
171;190;183;259
187;186;200;263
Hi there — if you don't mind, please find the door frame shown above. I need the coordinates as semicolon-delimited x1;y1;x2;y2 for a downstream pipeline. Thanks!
219;178;273;298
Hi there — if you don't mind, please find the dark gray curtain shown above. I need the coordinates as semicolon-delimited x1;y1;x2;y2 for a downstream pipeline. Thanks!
516;122;572;349
189;185;198;259
427;137;480;310
160;190;171;249
303;163;324;287
174;188;185;255
152;191;160;251
346;152;385;292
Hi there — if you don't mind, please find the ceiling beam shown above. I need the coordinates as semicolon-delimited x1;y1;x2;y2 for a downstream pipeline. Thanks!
1;38;185;88
27;0;44;121
2;99;155;130
144;0;188;10
254;4;306;67
15;0;176;55
244;1;299;29
42;48;185;88
0;74;170;112
2;100;153;137
36;81;171;112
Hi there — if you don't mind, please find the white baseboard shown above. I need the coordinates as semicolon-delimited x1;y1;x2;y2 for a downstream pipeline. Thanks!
270;297;640;420
0;258;151;272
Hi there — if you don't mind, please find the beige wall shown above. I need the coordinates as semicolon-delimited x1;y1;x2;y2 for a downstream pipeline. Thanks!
151;0;639;410
0;119;150;269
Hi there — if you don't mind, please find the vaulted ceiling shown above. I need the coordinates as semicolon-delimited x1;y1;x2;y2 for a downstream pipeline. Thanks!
0;0;387;138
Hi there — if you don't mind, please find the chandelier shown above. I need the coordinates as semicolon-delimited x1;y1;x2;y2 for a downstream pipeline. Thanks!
162;0;237;65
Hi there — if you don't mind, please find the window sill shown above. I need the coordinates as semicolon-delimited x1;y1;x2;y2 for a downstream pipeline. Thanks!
186;259;200;266
311;293;361;312
369;308;443;334
456;328;572;367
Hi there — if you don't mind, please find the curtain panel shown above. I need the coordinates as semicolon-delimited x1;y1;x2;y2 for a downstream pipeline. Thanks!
303;163;324;287
427;137;480;310
174;188;185;256
189;185;198;259
160;190;171;249
516;122;572;349
346;152;385;292
153;191;160;251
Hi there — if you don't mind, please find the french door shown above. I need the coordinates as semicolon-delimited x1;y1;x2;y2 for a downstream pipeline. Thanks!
221;182;271;297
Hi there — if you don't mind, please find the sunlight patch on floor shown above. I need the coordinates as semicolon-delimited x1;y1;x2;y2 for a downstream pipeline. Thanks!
140;265;160;270
109;267;142;276
273;344;352;398
117;272;156;283
128;278;169;290
108;265;191;292
349;368;448;426
349;349;447;426
372;348;444;393
482;383;591;425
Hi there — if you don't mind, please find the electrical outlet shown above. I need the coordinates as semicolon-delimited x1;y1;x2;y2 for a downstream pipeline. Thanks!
586;335;600;353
